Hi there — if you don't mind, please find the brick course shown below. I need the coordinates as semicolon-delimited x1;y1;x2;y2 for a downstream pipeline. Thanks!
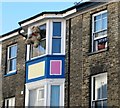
65;2;120;107
1;35;26;107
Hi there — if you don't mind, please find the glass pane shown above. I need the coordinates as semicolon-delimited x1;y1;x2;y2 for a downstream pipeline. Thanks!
37;100;44;106
102;84;107;98
96;101;102;108
9;59;16;71
52;38;61;53
38;40;46;55
97;87;101;99
38;89;44;99
39;24;46;38
31;40;46;58
29;89;37;106
102;18;107;30
9;45;17;58
94;20;101;32
102;12;107;18
50;85;60;106
94;14;101;21
103;100;107;108
53;22;61;36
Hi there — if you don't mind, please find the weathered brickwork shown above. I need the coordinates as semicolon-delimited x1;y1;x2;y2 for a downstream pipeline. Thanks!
65;2;120;107
1;35;26;107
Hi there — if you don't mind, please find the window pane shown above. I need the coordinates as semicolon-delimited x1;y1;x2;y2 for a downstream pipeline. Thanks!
50;85;60;106
9;45;17;58
53;22;61;36
31;40;46;58
5;97;15;107
93;74;107;100
94;20;101;32
39;24;46;38
94;14;101;21
9;59;16;71
95;101;102;108
102;18;107;30
102;12;107;18
52;38;61;53
103;100;107;108
102;84;107;98
38;89;44;99
29;89;37;106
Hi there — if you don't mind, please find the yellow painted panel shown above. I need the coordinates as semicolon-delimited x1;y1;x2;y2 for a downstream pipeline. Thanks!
28;61;45;80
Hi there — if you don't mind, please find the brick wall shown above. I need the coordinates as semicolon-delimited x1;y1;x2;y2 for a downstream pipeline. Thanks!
1;35;26;107
65;2;120;107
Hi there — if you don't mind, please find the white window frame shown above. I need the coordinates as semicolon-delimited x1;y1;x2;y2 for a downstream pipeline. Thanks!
25;79;65;106
5;97;15;107
91;73;107;108
50;19;66;55
26;19;66;61
7;44;17;74
37;86;45;102
92;10;108;52
26;21;49;61
52;21;62;54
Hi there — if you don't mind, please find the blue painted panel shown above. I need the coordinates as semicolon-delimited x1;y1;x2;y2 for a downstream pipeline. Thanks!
26;55;65;83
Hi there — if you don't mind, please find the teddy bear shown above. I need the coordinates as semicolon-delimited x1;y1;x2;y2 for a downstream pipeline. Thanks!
25;26;41;48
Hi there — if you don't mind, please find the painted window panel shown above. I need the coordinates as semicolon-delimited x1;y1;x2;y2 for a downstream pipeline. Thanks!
50;85;60;106
50;60;61;75
28;61;45;80
53;22;61;36
52;38;61;53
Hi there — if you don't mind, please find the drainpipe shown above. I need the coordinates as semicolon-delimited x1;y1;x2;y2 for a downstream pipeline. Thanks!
67;19;71;108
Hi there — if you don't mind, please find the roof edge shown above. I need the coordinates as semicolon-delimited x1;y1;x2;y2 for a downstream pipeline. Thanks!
18;2;89;25
1;28;21;37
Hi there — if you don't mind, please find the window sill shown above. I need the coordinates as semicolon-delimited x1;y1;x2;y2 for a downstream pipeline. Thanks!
87;48;109;56
4;71;17;77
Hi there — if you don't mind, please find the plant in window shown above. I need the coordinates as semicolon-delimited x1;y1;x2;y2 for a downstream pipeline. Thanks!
92;11;108;52
25;26;41;48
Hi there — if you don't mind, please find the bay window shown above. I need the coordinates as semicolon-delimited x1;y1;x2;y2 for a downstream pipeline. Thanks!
91;73;107;108
26;79;65;106
27;20;65;60
92;10;108;52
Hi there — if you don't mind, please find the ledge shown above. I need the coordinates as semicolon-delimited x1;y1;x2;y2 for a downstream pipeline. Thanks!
4;71;17;77
87;47;109;56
